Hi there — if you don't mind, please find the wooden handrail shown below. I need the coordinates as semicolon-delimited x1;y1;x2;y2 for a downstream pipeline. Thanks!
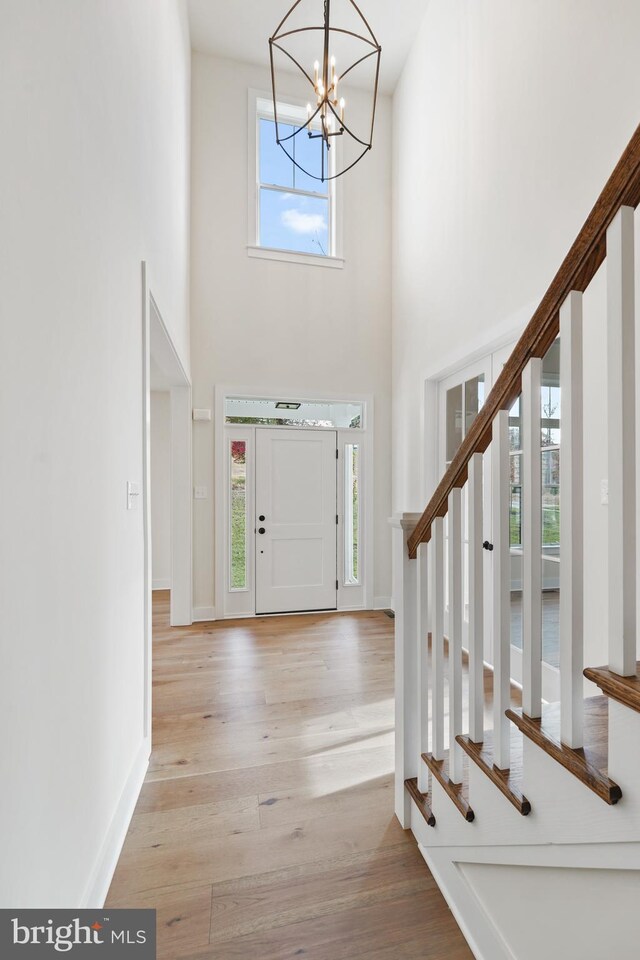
407;121;640;559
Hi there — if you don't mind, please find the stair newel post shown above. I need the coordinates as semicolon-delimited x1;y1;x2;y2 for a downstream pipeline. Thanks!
522;357;543;719
492;409;511;770
417;540;430;793
607;206;637;677
432;515;446;761
392;513;420;826
559;291;584;747
448;488;464;782
468;452;484;743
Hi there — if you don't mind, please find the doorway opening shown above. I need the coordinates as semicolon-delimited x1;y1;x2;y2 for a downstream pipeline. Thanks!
215;389;373;618
141;263;192;737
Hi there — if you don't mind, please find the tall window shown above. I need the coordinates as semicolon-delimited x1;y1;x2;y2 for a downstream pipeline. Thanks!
344;444;360;585
229;440;247;590
257;102;333;257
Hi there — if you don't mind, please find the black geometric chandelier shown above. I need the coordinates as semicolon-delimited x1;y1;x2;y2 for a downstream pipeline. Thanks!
269;0;381;182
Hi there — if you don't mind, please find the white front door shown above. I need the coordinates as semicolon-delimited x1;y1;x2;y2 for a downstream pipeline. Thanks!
255;428;337;614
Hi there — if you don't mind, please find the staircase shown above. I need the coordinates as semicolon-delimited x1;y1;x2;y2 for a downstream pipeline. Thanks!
393;124;640;960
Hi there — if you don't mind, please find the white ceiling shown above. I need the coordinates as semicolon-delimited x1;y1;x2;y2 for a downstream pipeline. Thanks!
187;0;429;94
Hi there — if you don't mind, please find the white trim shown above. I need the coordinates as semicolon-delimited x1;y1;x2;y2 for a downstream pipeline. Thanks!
247;245;344;269
169;384;193;626
424;841;640;871
215;384;374;618
141;264;152;743
142;262;194;746
192;606;216;622
420;845;515;960
374;596;392;610
80;740;149;908
144;271;193;631
152;579;171;591
247;88;344;263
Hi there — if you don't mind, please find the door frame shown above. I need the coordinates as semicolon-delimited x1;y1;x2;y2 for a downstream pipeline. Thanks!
141;262;193;740
214;385;374;619
423;337;560;702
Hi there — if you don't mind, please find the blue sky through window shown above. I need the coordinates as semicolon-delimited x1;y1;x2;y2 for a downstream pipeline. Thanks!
259;117;330;256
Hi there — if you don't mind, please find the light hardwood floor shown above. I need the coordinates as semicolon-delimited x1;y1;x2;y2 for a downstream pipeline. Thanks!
106;591;472;959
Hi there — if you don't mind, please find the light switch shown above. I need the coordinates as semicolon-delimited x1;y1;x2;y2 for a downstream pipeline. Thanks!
194;485;208;500
601;479;609;505
127;481;141;510
193;409;212;421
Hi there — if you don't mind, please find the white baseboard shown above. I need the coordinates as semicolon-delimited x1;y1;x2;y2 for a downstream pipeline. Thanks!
419;845;514;960
80;739;150;908
192;606;216;622
152;579;171;591
374;596;392;610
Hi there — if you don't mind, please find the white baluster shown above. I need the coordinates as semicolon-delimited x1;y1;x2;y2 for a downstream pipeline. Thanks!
448;489;463;781
492;410;511;770
607;206;636;677
392;513;419;826
522;357;542;719
560;292;584;746
417;541;430;792
432;516;445;761
468;452;484;742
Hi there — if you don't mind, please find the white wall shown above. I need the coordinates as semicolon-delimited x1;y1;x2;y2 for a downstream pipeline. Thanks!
392;0;640;665
190;52;393;612
0;0;190;906
392;0;640;512
460;861;640;960
151;392;172;590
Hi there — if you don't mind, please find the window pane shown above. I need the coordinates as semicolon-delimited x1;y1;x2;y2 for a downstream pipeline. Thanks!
510;453;522;547
230;440;247;590
225;398;362;428
509;396;521;451
260;118;294;189
260;188;329;255
293;129;330;193
541;339;561;447
541;338;560;666
542;449;560;547
465;374;485;435
446;384;463;462
344;444;360;584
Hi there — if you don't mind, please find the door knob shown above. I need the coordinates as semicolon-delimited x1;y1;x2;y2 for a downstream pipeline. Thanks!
258;527;266;534
259;515;265;522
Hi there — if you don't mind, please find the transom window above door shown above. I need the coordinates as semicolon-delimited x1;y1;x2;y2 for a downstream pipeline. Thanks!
225;396;362;429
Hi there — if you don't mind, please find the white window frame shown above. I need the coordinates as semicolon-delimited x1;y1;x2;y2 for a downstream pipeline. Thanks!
247;89;344;269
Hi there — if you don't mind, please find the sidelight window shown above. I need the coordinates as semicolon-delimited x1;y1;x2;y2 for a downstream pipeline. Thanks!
229;439;247;591
344;443;360;585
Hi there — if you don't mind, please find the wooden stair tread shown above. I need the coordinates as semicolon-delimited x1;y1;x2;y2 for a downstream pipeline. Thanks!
457;729;531;816
422;750;475;822
506;696;622;805
404;778;436;827
584;662;640;713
